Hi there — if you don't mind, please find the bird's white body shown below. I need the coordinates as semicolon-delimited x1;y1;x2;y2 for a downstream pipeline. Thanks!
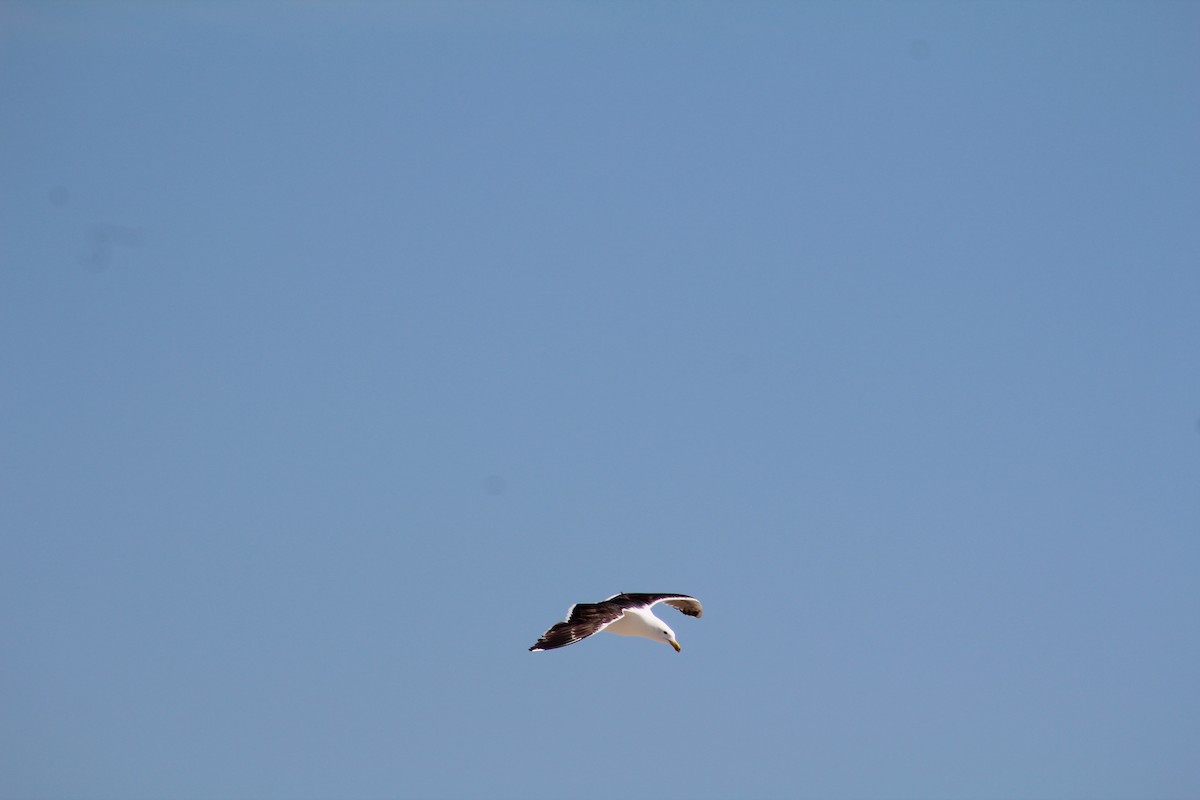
602;605;676;643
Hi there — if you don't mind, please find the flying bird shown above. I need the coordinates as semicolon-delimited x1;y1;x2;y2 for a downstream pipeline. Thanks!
529;593;703;652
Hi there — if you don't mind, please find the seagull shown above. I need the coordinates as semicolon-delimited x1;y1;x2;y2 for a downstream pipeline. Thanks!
529;593;703;652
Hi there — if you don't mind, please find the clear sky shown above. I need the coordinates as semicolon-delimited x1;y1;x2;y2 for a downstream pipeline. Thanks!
2;2;1198;799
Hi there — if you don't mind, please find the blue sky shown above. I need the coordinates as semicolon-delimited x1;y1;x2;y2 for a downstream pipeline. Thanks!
2;2;1198;799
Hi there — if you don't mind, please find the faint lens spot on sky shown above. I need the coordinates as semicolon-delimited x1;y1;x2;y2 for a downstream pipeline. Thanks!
910;39;931;60
80;223;144;270
484;474;507;496
49;184;70;207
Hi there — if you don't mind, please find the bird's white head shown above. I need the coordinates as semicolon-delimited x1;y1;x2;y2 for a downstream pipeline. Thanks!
659;623;681;652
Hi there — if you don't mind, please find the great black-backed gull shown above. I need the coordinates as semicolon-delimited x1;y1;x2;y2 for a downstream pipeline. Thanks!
529;593;703;652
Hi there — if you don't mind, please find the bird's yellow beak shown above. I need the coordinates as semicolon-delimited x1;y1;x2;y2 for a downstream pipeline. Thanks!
669;639;681;652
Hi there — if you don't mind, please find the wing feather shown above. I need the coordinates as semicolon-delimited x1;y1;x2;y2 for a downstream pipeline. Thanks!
528;601;626;651
610;593;703;618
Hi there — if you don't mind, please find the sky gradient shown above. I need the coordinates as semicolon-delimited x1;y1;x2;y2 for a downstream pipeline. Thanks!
2;3;1198;799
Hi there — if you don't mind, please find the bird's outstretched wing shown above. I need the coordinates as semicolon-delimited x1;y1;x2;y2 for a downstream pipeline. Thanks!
609;593;703;618
528;601;627;651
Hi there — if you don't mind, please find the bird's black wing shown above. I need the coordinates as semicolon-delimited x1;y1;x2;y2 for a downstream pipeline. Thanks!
609;593;703;618
528;601;628;651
